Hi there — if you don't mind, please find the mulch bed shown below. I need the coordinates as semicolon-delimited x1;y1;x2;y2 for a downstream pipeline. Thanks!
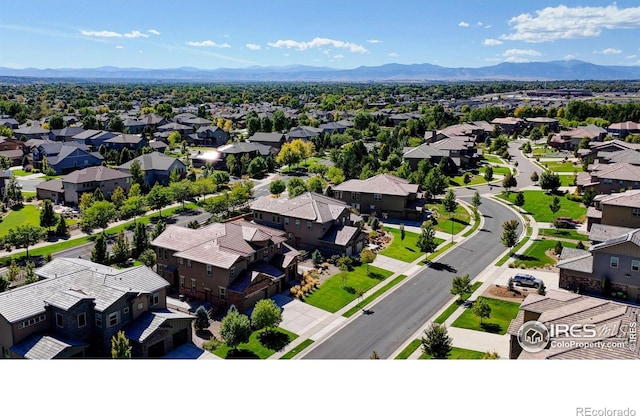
480;284;532;304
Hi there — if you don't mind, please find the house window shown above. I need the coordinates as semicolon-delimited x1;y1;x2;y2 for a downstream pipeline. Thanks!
284;217;289;226
180;275;185;288
219;287;226;300
179;257;183;265
277;243;282;249
603;179;612;184
633;208;640;217
123;307;129;314
334;191;342;199
272;215;280;223
230;266;236;278
77;313;86;328
610;256;619;268
187;259;192;267
295;219;300;228
95;314;102;328
191;278;196;291
137;303;143;310
157;264;164;274
150;292;159;306
307;221;312;230
206;264;212;276
632;260;640;272
108;311;119;328
374;193;383;201
351;192;360;201
370;205;376;211
56;313;63;328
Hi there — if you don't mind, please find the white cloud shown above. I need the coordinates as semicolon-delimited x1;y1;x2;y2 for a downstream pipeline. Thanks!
501;5;640;43
367;39;382;44
483;39;503;46
485;25;492;29
138;50;144;54
80;29;148;38
246;43;261;50
186;40;231;48
477;22;483;27
389;52;399;57
115;45;124;49
333;54;344;59
267;37;367;53
504;49;542;57
594;48;622;54
627;54;638;59
565;54;579;60
148;29;160;35
458;21;470;27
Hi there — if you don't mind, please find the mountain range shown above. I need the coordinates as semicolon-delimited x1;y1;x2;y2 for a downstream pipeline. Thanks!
1;60;640;82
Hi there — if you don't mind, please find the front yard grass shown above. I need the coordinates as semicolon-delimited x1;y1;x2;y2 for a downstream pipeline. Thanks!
343;274;408;318
212;327;298;359
496;190;586;223
451;296;521;335
514;239;578;268
479;165;513;177
420;346;485;360
543;161;584;173
426;203;470;235
394;339;422;359
379;227;427;263
557;174;577;187
10;169;33;177
304;264;393;313
482;154;505;164
538;228;589;241
0;205;41;237
433;281;482;324
279;339;314;359
448;173;487;187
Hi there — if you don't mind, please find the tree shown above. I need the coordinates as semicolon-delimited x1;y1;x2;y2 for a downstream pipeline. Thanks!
462;172;471;186
276;141;302;169
450;274;472;298
111;331;132;359
39;199;57;232
311;249;323;266
360;248;376;271
247;156;268;178
539;171;561;194
442;189;458;242
251;299;282;335
472;297;491;324
48;113;64;130
0;154;12;170
399;224;406;246
81;200;116;232
5;175;23;208
7;259;20;282
138;248;157;267
530;171;539;183
421;323;452;359
108;116;124;133
483;165;494;182
269;179;286;197
501;219;519;254
111;186;126;210
582;187;597;207
502;172;517;194
169;179;192;210
220;306;251;351
287;177;307;198
225;154;239;176
132;222;149;258
192;177;216;201
472;191;482;210
146;184;171;217
55;214;69;237
549;195;561;219
93;187;105;202
111;230;131;264
423;166;447;201
24;261;38;284
194;305;210;332
0;274;8;293
305;176;325;194
554;240;564;256
416;222;438;261
91;232;109;265
129;160;144;187
514;191;525;210
5;225;46;258
79;192;96;212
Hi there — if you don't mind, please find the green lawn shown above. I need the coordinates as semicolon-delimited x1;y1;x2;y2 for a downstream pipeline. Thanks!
379;227;428;263
538;228;589;241
0;205;41;237
544;161;584;173
495;224;532;267
496;190;586;222
419;241;456;265
515;239;578;268
11;169;33;177
482;154;505;164
433;281;482;324
21;191;37;198
343;274;408;318
213;327;298;359
426;203;470;235
479;165;513;177
558;174;577;186
448;173;487;187
452;297;521;335
394;339;422;359
279;339;314;359
304;265;393;313
420;346;485;360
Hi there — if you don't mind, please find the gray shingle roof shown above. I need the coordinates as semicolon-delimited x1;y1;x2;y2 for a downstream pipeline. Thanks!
588;223;636;243
119;151;186;172
250;192;349;223
217;141;272;156
124;309;193;343
589;228;640;252
403;143;448;159
62;166;130;184
332;174;419;197
11;334;87;359
320;224;361;246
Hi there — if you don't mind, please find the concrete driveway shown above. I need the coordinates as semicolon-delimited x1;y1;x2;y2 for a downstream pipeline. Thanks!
492;267;560;291
271;293;333;336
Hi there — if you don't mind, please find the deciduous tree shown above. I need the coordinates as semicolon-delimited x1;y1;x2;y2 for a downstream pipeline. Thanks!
472;298;491;324
450;274;472;298
5;225;46;258
416;222;438;261
501;219;519;254
359;248;376;271
269;179;286;197
421;323;452;359
220;306;251;351
39;199;57;232
250;299;282;335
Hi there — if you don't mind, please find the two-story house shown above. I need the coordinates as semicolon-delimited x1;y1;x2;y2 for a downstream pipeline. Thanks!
586;190;640;238
188;126;230;147
152;220;299;313
103;134;148;152
557;228;640;304
32;141;104;174
250;192;367;256
247;132;287;150
550;125;607;150
0;258;194;359
331;174;423;221
60;166;132;205
576;162;640;195
118;152;186;187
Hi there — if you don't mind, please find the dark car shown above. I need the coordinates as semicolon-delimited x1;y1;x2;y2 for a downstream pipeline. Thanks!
553;218;577;229
512;273;543;288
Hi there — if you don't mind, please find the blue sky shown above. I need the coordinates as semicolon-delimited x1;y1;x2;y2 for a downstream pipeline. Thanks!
1;0;639;69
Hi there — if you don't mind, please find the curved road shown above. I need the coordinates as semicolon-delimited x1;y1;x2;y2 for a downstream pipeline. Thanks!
302;196;519;359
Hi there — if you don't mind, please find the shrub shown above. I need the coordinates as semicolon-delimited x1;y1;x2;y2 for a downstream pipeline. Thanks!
537;282;547;296
576;241;585;250
203;336;223;352
336;256;353;272
508;277;514;292
554;240;563;255
565;192;582;202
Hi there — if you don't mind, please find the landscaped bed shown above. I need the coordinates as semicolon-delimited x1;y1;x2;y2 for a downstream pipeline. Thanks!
451;296;520;335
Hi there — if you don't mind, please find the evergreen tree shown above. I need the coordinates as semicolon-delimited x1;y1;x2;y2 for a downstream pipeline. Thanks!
111;230;131;264
194;305;210;332
130;160;144;187
91;232;109;265
111;331;132;359
55;214;69;237
132;222;149;258
39;199;57;232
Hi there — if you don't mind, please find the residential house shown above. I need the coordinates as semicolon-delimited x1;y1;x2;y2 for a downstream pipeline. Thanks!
35;178;64;204
285;126;322;141
13;123;49;140
217;142;273;166
250;192;367;256
0;258;194;359
103;134;148;152
32;142;104;175
576;162;640;195
507;290;640;359
403;143;449;170
188;126;229;147
0;137;26;166
491;117;526;135
595;149;640;166
190;149;223;169
403;136;476;170
550;125;607;150
118;151;186;187
48;126;85;142
60;166;132;206
579;139;640;165
71;130;117;149
608;121;640;139
156;122;193;138
586;190;640;232
152;220;299;312
0;116;19;130
557;228;640;304
247;132;287;149
318;121;348;136
525;117;560;132
331;174;423;220
122;118;146;134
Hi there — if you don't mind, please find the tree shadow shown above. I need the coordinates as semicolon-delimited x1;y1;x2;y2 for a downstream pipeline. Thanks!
513;254;537;262
428;262;457;273
480;323;502;334
195;329;213;340
367;271;385;280
343;286;356;294
404;247;416;252
225;348;260;359
258;330;291;351
452;218;470;226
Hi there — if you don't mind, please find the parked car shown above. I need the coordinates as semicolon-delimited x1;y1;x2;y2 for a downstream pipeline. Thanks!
512;273;543;288
553;218;577;229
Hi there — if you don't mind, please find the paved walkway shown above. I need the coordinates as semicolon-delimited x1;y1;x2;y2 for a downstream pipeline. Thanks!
371;254;412;274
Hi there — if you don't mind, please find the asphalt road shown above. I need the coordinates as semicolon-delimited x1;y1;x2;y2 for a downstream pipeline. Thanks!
302;196;520;359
